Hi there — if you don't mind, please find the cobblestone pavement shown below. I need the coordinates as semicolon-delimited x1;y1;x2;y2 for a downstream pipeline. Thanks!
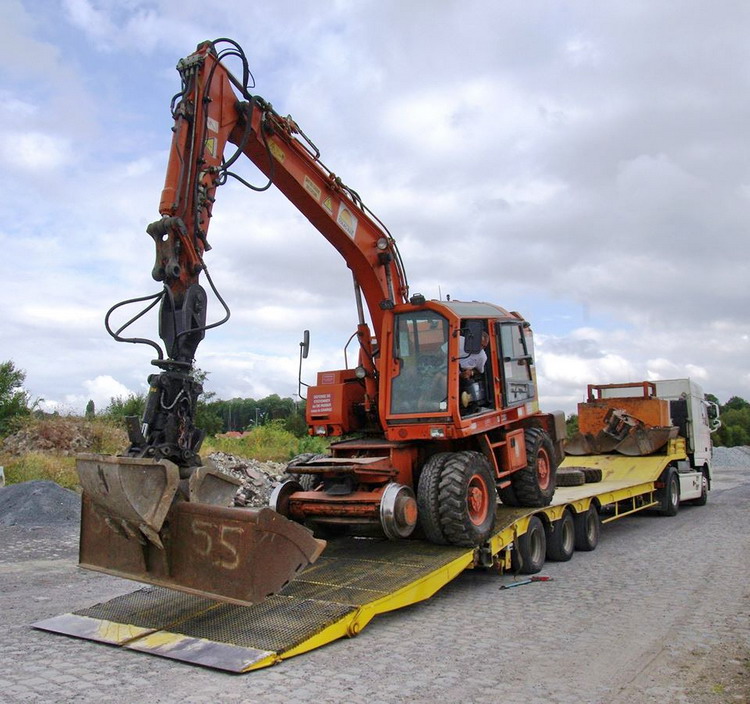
1;461;748;704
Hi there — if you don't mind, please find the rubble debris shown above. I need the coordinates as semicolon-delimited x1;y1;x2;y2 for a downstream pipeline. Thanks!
204;451;287;507
1;418;126;457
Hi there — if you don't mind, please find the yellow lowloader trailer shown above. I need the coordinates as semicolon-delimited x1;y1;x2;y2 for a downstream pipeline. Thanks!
35;378;716;673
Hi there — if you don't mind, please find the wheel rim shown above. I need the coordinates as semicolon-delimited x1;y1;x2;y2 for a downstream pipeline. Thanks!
529;525;544;564
562;517;574;552
466;473;490;525
536;448;551;490
670;476;679;509
586;512;597;541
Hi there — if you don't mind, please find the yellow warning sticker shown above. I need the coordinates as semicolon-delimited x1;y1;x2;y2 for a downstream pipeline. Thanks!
322;196;334;214
304;176;321;201
337;204;358;238
269;142;285;162
205;137;217;158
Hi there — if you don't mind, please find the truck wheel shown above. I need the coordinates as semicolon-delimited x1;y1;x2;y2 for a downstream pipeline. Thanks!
511;428;557;507
416;453;452;544
573;504;600;551
511;515;546;574
545;510;575;562
438;451;497;547
657;467;680;516
690;469;709;506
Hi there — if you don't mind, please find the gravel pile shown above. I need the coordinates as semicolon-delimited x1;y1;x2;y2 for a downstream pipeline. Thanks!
204;451;287;507
712;445;750;467
0;480;80;527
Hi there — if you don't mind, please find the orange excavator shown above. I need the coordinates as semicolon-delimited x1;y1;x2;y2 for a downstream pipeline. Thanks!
78;38;566;607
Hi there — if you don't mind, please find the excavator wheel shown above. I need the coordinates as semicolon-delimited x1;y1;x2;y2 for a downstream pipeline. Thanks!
497;481;521;507
510;428;557;507
438;451;497;547
416;453;452;545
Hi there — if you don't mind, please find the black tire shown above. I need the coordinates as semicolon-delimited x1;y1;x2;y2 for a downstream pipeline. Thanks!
582;467;603;483
511;515;546;574
438;451;497;547
657;467;680;516
545;510;575;562
573;504;600;551
498;481;520;507
511;428;557;507
285;453;326;491
416;453;453;544
556;469;586;487
690;469;709;506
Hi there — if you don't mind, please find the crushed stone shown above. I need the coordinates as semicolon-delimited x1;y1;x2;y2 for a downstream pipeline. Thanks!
711;445;750;467
0;480;80;527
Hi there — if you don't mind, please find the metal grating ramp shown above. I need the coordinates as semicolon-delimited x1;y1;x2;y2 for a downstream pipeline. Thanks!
34;537;473;672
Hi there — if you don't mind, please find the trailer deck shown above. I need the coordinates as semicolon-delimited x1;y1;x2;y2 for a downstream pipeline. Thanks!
34;440;687;672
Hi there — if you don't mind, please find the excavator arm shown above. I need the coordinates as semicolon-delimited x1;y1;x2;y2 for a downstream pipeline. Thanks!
77;39;412;606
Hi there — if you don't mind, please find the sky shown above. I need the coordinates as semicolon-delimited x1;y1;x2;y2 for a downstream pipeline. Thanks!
2;0;749;418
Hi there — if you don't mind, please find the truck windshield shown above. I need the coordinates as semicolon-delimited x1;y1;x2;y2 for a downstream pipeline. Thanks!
390;311;449;415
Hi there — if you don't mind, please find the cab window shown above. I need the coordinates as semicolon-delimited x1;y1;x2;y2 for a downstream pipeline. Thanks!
498;323;535;405
390;311;449;414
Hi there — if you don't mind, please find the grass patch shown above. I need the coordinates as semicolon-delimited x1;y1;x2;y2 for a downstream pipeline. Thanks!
204;422;328;462
2;452;79;490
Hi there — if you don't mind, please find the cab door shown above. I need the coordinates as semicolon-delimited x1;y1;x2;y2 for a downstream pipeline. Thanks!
497;322;536;406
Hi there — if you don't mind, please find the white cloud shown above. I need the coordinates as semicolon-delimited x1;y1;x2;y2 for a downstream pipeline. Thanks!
0;132;71;171
3;0;750;419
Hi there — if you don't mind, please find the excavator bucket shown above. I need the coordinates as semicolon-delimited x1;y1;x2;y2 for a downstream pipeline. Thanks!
76;454;326;606
614;426;678;456
564;432;595;456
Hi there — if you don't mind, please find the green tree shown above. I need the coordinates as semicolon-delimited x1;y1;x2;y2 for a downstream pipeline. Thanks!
192;368;223;438
723;396;750;412
710;395;750;447
565;414;579;439
104;393;147;420
85;399;96;419
0;360;32;437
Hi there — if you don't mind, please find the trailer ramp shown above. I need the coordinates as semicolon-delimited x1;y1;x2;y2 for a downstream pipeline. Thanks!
35;537;474;672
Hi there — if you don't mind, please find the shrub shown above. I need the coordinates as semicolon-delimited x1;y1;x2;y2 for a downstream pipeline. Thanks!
204;421;328;462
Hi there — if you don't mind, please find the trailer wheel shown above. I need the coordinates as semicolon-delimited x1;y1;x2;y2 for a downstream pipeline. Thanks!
511;515;546;574
416;453;452;544
438;451;497;547
545;510;575;561
511;428;557;507
689;469;709;506
573;504;600;551
657;467;680;516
